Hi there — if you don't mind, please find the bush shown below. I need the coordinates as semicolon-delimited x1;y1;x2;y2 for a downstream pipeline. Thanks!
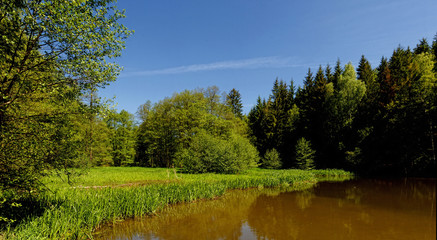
261;149;282;169
175;131;259;174
295;138;315;170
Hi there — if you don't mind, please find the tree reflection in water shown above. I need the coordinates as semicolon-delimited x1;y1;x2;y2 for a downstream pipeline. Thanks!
94;179;436;240
247;179;436;240
94;188;290;239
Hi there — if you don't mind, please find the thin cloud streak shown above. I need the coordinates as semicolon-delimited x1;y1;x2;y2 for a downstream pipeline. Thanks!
121;56;308;77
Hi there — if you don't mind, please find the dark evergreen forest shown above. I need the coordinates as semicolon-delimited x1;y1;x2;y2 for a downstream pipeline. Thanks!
247;37;437;176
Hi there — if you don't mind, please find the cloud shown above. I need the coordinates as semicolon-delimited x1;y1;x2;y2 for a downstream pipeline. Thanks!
121;56;305;77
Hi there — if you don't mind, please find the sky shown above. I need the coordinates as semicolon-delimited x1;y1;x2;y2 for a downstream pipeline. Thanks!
99;0;437;115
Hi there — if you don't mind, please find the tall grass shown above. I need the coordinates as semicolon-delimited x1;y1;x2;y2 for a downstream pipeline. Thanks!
2;168;353;239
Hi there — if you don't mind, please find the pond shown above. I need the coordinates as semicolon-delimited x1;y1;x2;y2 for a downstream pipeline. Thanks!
94;178;436;240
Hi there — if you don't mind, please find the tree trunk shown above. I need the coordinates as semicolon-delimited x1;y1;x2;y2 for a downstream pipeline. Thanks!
430;117;436;167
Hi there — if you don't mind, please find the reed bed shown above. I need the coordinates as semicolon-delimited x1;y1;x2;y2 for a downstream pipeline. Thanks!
2;168;353;239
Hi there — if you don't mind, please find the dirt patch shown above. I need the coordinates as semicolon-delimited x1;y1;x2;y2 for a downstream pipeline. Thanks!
72;179;181;189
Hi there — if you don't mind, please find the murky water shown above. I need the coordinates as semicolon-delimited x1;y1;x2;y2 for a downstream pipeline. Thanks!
94;179;436;240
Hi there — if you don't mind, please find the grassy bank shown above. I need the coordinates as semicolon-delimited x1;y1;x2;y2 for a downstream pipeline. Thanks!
2;167;352;239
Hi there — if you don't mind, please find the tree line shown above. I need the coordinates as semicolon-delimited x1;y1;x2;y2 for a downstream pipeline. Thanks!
135;86;258;173
248;37;437;176
132;35;437;177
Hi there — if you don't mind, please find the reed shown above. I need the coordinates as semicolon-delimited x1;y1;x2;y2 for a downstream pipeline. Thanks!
2;168;353;239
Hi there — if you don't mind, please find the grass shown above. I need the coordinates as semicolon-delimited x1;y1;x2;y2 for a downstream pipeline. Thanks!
1;167;353;239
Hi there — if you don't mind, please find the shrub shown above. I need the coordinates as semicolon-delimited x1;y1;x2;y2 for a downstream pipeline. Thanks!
261;149;282;169
175;131;259;174
175;148;206;173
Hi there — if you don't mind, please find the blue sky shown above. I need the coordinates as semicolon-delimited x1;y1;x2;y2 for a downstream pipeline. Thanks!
99;0;437;115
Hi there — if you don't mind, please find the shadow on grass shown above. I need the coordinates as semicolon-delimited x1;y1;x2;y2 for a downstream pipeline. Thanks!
0;193;63;231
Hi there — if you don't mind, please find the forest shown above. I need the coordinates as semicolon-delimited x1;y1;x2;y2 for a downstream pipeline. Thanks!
248;44;437;177
133;38;437;177
2;33;437;198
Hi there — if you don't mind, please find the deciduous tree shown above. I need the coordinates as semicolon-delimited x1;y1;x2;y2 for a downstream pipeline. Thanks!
0;0;132;192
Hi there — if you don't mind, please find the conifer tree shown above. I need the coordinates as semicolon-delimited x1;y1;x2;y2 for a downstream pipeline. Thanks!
269;79;295;165
295;138;315;170
354;56;378;157
432;33;437;71
414;38;431;55
333;59;343;90
226;88;243;119
377;57;393;106
325;64;334;83
248;96;268;155
295;67;332;168
388;47;414;97
357;55;375;86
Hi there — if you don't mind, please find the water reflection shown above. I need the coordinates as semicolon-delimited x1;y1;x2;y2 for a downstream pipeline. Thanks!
94;188;276;239
94;179;436;240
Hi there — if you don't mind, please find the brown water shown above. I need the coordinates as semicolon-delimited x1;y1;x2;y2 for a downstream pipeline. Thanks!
94;179;436;240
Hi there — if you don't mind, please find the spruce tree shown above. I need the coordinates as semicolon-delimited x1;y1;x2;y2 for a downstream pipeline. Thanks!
377;57;393;106
333;59;343;91
315;65;328;94
357;55;375;86
432;33;437;71
295;138;316;170
226;88;243;119
248;96;268;155
270;79;294;165
414;38;431;55
303;68;314;87
325;64;334;83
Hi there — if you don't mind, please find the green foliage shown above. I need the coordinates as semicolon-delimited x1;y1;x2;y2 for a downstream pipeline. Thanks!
106;110;136;166
357;55;376;87
330;62;367;128
0;89;87;191
0;0;132;193
345;147;362;168
247;38;436;176
248;97;268;153
136;100;152;122
261;149;282;169
248;79;299;168
411;52;437;98
295;67;332;168
2;167;352;239
226;88;244;118
0;0;132;112
135;88;250;168
175;131;259;174
72;112;113;167
295;138;315;170
414;38;431;55
433;33;437;71
357;43;437;176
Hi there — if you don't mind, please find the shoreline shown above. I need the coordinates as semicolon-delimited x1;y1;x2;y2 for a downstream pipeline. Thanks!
2;168;353;239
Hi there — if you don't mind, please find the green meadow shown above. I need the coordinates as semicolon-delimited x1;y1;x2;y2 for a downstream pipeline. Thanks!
2;167;352;239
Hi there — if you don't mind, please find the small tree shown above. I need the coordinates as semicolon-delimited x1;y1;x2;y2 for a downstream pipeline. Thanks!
295;138;316;170
261;149;282;169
